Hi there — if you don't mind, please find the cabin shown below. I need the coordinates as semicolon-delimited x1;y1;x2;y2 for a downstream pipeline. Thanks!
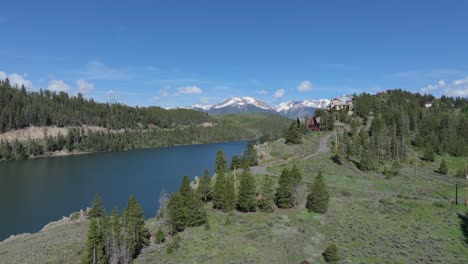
307;116;321;131
329;96;353;111
425;102;433;108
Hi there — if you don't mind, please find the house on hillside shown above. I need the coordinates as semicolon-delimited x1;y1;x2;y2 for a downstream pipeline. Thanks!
425;101;433;108
307;116;321;131
329;96;353;111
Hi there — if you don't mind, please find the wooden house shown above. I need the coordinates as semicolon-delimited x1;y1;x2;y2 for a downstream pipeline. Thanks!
307;116;321;131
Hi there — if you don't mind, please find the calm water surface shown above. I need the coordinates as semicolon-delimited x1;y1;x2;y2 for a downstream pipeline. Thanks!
0;141;248;240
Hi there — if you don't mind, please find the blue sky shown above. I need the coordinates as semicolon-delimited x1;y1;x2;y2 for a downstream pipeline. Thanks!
1;0;468;108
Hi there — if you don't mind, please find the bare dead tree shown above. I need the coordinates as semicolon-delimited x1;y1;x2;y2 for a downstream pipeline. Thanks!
157;188;169;226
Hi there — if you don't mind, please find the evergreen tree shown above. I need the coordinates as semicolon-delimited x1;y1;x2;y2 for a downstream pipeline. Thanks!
89;194;105;218
438;159;448;175
322;243;340;263
284;121;302;144
258;176;275;212
230;155;240;171
237;170;257;212
222;175;237;212
306;171;329;214
167;193;185;232
276;168;292;208
168;176;206;232
82;219;105;264
212;171;226;209
422;143;435;162
122;195;149;258
198;169;211;202
214;150;227;175
290;164;302;207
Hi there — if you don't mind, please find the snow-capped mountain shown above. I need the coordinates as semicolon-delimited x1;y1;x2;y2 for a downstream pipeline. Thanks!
273;99;330;119
187;97;330;118
190;104;214;111
190;97;276;115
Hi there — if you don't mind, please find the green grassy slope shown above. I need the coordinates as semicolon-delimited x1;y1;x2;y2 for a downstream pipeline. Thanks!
213;113;292;139
1;131;467;263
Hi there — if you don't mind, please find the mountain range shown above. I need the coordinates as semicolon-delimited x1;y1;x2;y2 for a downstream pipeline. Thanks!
188;97;331;119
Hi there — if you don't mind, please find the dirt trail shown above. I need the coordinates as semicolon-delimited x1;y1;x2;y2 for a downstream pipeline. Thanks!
250;132;333;175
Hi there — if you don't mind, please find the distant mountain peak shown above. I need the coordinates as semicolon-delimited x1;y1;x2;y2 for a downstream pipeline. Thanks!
187;97;330;118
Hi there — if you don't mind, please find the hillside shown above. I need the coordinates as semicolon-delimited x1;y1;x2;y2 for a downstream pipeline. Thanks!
0;82;292;161
2;129;467;263
213;113;292;139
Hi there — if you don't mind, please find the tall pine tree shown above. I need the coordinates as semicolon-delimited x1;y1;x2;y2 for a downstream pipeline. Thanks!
123;195;149;257
237;170;257;212
306;171;329;214
82;219;105;264
198;169;211;202
276;168;293;208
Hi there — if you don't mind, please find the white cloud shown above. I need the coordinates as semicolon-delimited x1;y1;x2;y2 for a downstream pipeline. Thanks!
176;85;202;95
297;80;312;92
151;96;161;102
256;89;268;95
48;80;71;92
273;88;285;99
421;76;468;97
0;71;33;89
159;86;171;97
84;60;126;80
76;79;94;94
200;97;209;104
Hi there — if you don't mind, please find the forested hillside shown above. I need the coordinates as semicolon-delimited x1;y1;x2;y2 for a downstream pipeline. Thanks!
0;80;293;161
0;79;212;132
333;89;468;172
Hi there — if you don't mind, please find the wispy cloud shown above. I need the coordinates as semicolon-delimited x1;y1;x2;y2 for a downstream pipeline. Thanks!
249;79;264;87
48;80;71;92
297;80;312;92
150;96;161;102
0;71;33;89
256;89;268;95
421;76;468;97
76;79;94;94
83;60;127;80
176;86;203;95
200;97;210;104
273;88;285;99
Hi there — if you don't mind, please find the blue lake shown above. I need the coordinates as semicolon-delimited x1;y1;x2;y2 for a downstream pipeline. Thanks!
0;141;248;240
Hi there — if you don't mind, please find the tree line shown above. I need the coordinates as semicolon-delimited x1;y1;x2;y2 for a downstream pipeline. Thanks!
333;89;468;173
0;125;255;161
0;79;213;132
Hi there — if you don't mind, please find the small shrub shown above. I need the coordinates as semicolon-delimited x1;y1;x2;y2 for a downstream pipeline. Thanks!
166;234;181;254
340;190;351;197
155;227;165;244
438;159;448;175
322;243;340;263
70;212;80;220
204;221;211;230
432;201;446;208
455;168;465;178
331;154;341;165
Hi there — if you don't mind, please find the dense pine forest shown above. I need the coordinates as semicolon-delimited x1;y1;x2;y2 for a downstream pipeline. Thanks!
0;79;212;131
326;89;468;173
0;79;291;161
